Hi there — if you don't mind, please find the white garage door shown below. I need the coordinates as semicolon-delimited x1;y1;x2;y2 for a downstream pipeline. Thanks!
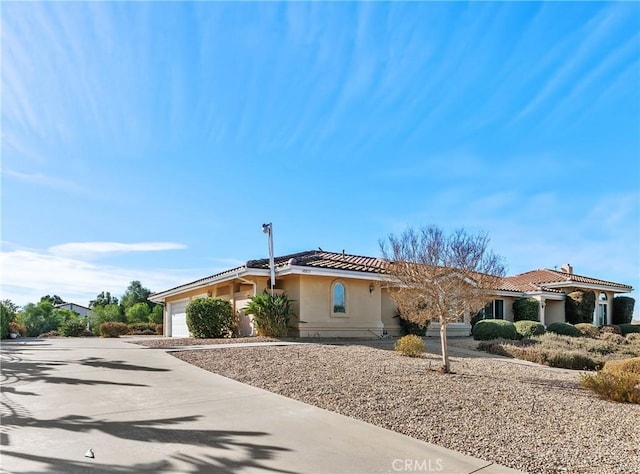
170;300;189;338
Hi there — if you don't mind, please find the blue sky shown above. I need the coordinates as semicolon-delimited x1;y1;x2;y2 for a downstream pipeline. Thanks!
1;2;639;315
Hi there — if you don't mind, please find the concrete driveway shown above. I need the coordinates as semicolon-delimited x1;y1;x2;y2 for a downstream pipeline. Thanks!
0;338;521;473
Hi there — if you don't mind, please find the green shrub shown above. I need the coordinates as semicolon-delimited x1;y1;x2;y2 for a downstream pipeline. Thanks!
580;372;640;404
186;297;233;338
395;335;425;357
613;297;635;325
601;324;622;335
394;312;428;336
59;318;87;337
565;290;596;324
546;322;579;337
0;302;13;339
472;320;518;341
513;298;540;322
470;313;483;329
575;323;600;338
546;351;599;370
244;291;293;337
99;322;130;338
514;320;545;339
619;324;640;336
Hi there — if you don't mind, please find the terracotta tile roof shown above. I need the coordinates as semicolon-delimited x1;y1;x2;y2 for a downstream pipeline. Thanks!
503;269;633;293
150;250;388;299
151;251;632;299
247;250;388;274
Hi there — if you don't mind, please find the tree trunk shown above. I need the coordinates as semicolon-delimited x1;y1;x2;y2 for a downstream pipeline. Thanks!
440;319;450;373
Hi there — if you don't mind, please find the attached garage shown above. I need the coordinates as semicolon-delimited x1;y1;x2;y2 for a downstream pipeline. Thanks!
169;300;189;338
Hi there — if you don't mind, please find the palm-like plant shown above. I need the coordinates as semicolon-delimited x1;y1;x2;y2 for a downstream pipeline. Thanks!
244;291;293;337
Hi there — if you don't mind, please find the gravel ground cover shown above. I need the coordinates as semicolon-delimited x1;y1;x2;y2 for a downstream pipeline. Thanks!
134;336;282;348
172;342;640;473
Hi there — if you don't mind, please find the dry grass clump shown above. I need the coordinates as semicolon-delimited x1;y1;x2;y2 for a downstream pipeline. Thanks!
478;332;640;370
581;358;640;404
602;357;640;377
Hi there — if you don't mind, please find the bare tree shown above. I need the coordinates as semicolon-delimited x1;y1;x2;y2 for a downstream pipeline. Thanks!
381;226;506;373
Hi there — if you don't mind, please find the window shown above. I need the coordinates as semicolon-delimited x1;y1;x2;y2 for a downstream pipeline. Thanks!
333;282;346;314
478;299;504;320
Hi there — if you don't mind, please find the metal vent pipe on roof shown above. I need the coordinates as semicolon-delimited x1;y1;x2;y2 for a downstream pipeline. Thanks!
262;222;275;295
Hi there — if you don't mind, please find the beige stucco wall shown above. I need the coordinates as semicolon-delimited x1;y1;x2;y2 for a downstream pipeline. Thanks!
381;290;401;336
544;299;564;325
296;275;383;337
502;297;515;322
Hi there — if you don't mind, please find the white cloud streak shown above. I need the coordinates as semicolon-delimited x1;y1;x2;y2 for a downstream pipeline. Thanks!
48;242;187;259
0;248;209;308
3;169;88;194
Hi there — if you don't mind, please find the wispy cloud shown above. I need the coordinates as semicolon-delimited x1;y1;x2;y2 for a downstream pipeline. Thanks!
3;169;88;194
48;242;187;259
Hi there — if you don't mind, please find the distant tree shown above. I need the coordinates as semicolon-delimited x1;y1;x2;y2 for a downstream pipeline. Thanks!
120;281;152;313
149;304;164;324
53;308;80;327
1;300;18;339
17;301;60;336
381;225;506;373
89;303;125;334
126;302;151;324
90;291;119;308
40;295;65;305
2;299;20;313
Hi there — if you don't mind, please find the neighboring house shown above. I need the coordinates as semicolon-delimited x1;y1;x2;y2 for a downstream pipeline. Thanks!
54;303;92;318
497;264;632;327
149;250;633;338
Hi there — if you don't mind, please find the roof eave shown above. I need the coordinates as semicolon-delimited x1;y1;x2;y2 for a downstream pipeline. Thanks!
541;280;633;293
149;268;272;302
277;265;384;281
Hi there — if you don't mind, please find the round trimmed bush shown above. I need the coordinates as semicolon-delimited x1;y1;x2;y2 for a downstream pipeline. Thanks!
547;351;598;370
395;334;425;357
599;332;625;344
575;323;600;338
612;296;635;324
186;297;233;338
472;320;518;341
100;322;129;338
619;324;640;336
601;324;622;335
514;320;545;339
546;322;579;337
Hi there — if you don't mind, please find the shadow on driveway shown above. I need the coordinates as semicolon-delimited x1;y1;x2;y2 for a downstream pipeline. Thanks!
1;414;295;473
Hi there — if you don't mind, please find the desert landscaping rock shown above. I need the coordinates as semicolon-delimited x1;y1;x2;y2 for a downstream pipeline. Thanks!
172;342;640;474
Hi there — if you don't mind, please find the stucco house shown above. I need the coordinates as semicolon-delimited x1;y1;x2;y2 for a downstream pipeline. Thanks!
54;302;92;318
149;250;633;338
